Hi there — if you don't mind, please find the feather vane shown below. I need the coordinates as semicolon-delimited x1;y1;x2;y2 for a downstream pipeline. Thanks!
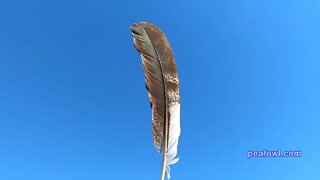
130;22;181;179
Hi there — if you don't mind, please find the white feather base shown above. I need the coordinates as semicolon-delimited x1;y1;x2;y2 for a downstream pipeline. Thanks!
166;103;181;179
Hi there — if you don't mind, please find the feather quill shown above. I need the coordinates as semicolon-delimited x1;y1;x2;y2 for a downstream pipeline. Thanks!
130;22;181;180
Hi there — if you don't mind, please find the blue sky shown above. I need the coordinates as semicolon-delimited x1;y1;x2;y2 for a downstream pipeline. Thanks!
1;0;320;179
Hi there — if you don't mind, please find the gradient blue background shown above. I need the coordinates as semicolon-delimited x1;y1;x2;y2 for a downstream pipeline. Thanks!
1;0;319;179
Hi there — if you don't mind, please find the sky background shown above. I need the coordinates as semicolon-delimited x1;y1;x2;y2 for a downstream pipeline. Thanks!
1;0;320;180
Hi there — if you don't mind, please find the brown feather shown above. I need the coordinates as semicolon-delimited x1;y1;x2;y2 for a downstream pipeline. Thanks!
130;22;181;179
130;22;180;152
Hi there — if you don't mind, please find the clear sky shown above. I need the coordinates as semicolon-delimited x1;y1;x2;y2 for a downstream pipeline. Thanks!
0;0;319;180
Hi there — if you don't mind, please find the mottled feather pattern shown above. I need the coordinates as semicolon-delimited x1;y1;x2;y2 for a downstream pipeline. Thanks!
130;22;181;179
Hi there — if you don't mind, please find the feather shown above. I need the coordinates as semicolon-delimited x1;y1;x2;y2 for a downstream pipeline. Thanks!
130;22;181;180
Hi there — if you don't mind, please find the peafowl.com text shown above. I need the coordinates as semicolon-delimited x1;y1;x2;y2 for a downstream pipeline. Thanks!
248;149;301;159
